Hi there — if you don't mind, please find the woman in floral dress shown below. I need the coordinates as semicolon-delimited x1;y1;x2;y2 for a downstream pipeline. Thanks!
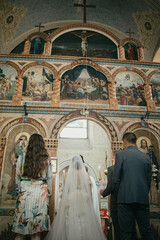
12;133;52;240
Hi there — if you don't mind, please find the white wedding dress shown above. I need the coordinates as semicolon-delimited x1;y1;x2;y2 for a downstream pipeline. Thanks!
45;155;106;240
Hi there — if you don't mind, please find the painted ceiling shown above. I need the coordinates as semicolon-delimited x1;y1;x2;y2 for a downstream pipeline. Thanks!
1;0;160;61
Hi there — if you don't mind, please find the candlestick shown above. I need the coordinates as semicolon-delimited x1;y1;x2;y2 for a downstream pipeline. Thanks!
99;166;102;180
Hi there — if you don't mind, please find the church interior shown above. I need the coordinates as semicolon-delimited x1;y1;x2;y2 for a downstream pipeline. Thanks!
0;0;160;239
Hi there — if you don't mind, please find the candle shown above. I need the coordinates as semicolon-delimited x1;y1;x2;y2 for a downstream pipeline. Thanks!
99;166;102;180
63;169;66;183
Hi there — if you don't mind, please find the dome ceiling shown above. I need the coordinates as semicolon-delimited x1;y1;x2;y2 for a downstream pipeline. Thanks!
1;0;160;61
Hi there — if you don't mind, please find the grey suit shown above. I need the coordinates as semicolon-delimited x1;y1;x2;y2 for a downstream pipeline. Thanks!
114;146;154;240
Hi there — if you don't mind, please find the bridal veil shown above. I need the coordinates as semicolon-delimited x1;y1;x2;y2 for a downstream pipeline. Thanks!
45;155;106;240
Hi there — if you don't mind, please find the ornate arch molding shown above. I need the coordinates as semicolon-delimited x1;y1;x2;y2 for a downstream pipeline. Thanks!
26;32;50;42
58;58;112;81
49;23;120;46
112;67;147;83
0;117;46;138
21;61;58;77
51;110;118;141
2;61;21;76
147;70;160;83
120;38;143;48
124;122;160;139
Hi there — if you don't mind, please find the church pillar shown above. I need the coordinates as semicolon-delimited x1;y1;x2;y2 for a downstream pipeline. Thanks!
22;39;31;54
138;46;144;61
51;77;61;107
144;84;156;111
111;141;123;152
108;81;118;108
12;76;23;106
45;138;58;223
118;45;125;60
44;41;51;55
0;137;6;179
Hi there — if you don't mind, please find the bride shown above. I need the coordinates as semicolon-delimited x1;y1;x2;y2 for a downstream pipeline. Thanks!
45;155;106;240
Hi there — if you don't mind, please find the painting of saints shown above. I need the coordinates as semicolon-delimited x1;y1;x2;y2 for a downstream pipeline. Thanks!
116;71;146;106
137;136;159;191
5;133;29;200
22;66;54;101
0;65;17;101
30;37;45;54
60;65;109;103
151;74;160;106
125;42;138;60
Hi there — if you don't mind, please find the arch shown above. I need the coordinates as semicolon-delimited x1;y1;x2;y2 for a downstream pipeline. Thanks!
51;110;118;141
146;70;160;83
21;61;58;77
49;23;120;46
59;159;98;181
26;32;50;42
58;58;112;81
1;61;21;76
124;122;160;143
112;67;147;84
0;117;47;138
120;38;143;48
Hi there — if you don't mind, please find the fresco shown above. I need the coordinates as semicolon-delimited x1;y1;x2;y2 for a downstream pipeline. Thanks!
150;74;160;106
60;65;109;102
11;41;25;54
124;42;138;60
52;30;118;59
0;132;30;207
30;37;45;54
115;71;146;106
22;66;54;101
0;64;17;101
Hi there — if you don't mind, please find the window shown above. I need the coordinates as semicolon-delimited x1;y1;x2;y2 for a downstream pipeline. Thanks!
60;120;88;139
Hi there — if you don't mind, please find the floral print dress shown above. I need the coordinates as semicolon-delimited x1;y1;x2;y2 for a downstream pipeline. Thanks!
12;154;52;235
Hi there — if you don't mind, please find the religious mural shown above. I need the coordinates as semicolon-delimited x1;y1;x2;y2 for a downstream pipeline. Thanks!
11;41;25;54
115;71;146;106
0;64;17;101
22;66;54;101
150;74;160;106
29;37;45;54
124;42;138;60
0;132;30;207
52;30;118;59
60;65;109;102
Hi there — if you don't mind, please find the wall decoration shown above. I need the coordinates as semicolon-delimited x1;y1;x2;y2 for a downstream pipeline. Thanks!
22;66;54;101
150;73;160;106
0;132;29;207
11;41;25;54
60;65;109;102
115;71;146;106
30;37;45;54
52;30;118;59
0;64;17;101
124;42;138;60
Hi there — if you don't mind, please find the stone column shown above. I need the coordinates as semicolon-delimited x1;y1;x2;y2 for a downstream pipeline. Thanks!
44;41;51;55
51;77;61;107
108;81;118;108
144;84;155;111
118;45;125;60
44;138;58;223
138;47;144;61
0;137;6;179
12;76;23;106
22;39;31;54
